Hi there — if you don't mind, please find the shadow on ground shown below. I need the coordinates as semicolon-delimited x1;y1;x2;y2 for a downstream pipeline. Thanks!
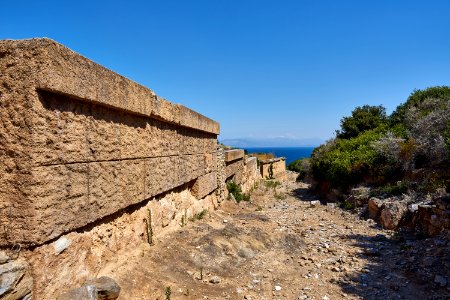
337;231;449;300
291;186;323;202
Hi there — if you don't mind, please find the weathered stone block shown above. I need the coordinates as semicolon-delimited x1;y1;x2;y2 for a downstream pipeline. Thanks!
192;172;218;199
224;149;245;162
225;160;244;180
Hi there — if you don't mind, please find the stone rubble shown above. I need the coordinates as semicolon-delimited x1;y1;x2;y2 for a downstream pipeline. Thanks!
0;252;33;300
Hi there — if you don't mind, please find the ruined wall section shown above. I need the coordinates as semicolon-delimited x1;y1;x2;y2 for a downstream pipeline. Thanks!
223;150;261;193
260;157;287;180
242;156;261;193
0;38;219;247
224;149;245;184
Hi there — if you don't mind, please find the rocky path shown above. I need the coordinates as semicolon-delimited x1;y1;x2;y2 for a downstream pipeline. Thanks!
100;174;449;299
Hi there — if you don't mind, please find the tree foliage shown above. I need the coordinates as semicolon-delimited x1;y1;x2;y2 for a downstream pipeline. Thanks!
336;105;388;139
390;86;450;125
308;86;450;195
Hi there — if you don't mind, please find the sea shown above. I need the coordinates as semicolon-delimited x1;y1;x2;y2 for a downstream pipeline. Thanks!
243;147;315;165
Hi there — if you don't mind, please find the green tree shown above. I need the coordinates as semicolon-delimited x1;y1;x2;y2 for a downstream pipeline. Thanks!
336;105;388;139
390;86;450;125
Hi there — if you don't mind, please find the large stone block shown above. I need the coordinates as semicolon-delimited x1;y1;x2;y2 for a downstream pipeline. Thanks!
225;160;244;179
224;149;245;162
192;172;218;199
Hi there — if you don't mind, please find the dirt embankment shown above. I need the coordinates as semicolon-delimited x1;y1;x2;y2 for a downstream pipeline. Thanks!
97;173;449;299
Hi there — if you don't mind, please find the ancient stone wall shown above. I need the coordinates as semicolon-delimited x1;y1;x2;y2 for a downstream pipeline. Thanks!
223;149;261;194
241;156;261;193
0;38;220;247
224;149;245;184
259;157;287;180
0;38;263;299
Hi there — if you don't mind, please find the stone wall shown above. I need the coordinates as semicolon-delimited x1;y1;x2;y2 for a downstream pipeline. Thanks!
259;157;287;180
0;38;219;247
224;149;245;184
223;149;261;194
242;156;261;193
0;38;261;299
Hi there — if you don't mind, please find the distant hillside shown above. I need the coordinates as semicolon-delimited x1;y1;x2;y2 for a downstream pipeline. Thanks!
220;137;324;148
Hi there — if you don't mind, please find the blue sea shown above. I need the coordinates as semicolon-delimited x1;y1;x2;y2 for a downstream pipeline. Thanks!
243;147;315;164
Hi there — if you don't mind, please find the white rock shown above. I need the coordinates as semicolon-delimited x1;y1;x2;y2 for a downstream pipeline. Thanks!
54;237;71;255
274;285;282;291
0;251;10;264
209;276;221;284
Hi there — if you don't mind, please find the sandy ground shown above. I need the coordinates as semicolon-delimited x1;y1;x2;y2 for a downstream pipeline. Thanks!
99;173;449;300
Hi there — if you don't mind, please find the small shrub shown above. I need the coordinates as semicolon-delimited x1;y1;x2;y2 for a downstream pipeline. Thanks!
190;209;208;222
264;180;281;189
288;158;311;181
165;286;171;300
339;200;355;210
226;180;250;203
370;181;410;197
287;159;303;172
274;192;286;200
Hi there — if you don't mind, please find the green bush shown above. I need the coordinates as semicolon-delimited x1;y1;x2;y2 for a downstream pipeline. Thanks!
309;86;450;196
390;86;450;125
370;181;410;198
226;180;250;203
287;159;303;172
311;127;387;191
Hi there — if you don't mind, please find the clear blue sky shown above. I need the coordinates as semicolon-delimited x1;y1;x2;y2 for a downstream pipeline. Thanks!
2;1;449;144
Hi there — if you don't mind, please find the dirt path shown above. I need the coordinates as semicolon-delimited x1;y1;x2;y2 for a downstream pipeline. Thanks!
99;174;449;299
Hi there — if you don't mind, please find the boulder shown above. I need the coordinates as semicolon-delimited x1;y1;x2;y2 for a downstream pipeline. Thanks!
58;285;98;300
379;201;408;230
350;187;371;206
414;203;449;236
85;277;121;300
367;198;384;220
58;277;120;300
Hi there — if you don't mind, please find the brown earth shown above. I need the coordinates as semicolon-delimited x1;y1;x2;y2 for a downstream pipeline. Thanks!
96;173;449;300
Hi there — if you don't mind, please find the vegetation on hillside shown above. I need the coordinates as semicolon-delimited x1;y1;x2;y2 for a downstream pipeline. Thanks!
301;86;450;198
226;180;250;202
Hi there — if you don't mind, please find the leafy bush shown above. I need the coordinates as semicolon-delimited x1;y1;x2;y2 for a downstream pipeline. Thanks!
404;97;450;166
287;159;303;172
226;180;250;203
390;86;450;125
370;181;410;198
309;86;450;196
311;127;387;191
287;158;311;181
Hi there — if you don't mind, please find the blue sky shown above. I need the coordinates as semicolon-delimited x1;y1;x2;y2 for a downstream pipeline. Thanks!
2;1;449;145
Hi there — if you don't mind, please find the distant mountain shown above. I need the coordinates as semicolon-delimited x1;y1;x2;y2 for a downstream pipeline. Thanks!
220;137;325;148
